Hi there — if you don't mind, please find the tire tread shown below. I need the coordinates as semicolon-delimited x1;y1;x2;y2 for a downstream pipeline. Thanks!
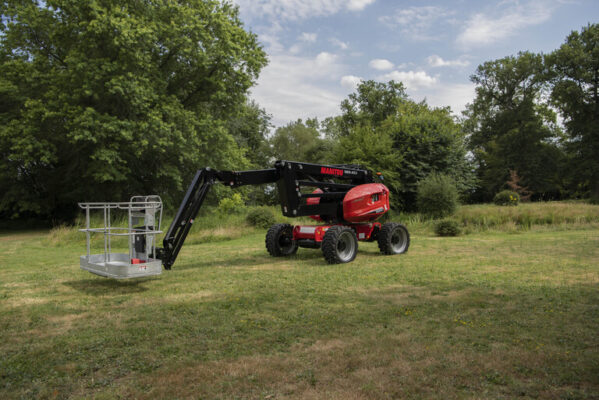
321;225;358;264
265;223;298;257
377;222;410;255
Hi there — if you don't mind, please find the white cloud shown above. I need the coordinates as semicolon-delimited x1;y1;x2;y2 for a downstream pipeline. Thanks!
427;55;470;68
369;58;394;71
347;0;375;11
299;32;317;42
340;75;362;89
419;83;476;115
457;1;554;48
249;52;347;126
315;52;338;67
379;6;453;40
330;38;349;50
380;70;438;90
233;0;376;21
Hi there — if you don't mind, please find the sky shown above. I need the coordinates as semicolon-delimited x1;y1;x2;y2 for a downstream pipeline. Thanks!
231;0;598;127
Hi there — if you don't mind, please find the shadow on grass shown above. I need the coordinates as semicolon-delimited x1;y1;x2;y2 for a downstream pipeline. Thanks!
173;251;331;271
63;277;156;295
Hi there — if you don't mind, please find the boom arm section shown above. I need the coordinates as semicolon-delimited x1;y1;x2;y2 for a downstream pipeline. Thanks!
160;168;278;269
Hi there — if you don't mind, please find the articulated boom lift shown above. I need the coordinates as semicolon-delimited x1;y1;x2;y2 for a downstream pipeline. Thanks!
78;160;409;279
159;160;409;268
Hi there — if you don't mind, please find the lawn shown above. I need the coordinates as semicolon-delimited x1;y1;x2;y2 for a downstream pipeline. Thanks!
1;203;598;399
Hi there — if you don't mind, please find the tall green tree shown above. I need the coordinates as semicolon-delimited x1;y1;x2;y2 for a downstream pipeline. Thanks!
333;81;473;210
546;24;599;202
227;100;272;168
331;80;408;137
463;52;563;201
270;118;332;164
383;101;474;209
0;0;267;220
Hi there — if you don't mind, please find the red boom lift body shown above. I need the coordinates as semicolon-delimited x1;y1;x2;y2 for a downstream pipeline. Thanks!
156;160;409;268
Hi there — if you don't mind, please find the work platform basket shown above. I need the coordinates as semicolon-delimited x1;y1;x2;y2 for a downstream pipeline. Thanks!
78;195;164;279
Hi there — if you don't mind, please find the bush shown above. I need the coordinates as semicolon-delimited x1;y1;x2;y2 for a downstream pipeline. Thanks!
246;207;276;229
416;173;459;218
218;193;245;215
434;219;461;236
494;190;520;206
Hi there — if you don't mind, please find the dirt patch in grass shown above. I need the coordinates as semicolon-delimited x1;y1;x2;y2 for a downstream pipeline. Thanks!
160;290;215;302
4;296;50;308
26;313;91;338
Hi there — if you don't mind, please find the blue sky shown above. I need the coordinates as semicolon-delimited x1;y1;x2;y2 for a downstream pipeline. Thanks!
232;0;598;126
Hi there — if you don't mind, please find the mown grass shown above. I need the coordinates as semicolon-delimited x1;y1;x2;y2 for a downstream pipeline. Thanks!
1;202;598;399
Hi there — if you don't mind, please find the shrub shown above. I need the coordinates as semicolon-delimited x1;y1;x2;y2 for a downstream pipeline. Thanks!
434;219;461;236
218;193;245;215
416;173;459;218
494;190;520;206
246;207;276;229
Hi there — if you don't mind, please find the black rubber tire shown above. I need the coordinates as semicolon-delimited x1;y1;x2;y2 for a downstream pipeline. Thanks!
265;223;298;257
377;223;410;255
321;226;358;264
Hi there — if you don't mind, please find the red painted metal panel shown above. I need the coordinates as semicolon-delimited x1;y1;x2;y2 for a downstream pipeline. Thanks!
342;183;389;223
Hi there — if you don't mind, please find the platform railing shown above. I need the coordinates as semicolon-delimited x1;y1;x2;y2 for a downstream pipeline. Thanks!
77;196;164;278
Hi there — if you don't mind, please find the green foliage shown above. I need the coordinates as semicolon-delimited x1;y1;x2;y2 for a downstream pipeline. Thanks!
463;51;564;202
218;193;245;215
385;101;475;209
245;206;276;229
494;190;520;206
416;173;459;218
337;80;408;136
0;0;267;220
434;219;461;236
227;100;272;168
332;81;474;211
546;23;599;201
270;118;332;163
334;123;402;194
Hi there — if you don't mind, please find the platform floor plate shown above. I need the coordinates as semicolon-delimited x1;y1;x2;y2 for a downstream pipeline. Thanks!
80;253;162;279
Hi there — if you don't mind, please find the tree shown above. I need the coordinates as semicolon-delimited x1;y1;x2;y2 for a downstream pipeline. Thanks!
333;81;473;211
334;80;408;137
546;24;599;202
382;101;474;209
270;118;332;164
0;0;267;220
463;52;564;201
334;122;402;193
227;100;272;168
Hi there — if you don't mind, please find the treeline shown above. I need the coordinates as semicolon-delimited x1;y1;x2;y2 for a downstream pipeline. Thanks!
0;1;597;222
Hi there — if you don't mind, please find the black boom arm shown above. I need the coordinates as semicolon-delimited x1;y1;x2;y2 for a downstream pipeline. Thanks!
158;161;373;269
159;167;279;269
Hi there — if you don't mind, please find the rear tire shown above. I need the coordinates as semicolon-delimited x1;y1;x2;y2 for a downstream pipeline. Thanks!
322;226;358;264
377;223;410;255
265;224;298;257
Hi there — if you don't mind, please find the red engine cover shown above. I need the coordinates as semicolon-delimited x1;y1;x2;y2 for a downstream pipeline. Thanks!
342;183;389;223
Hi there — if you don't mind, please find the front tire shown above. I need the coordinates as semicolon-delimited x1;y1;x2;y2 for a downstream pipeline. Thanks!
322;226;358;264
377;223;410;255
265;224;298;257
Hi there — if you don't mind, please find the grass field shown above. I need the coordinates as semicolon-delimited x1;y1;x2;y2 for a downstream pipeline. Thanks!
1;202;599;399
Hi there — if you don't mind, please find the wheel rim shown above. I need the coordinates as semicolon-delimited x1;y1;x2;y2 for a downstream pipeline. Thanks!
336;231;356;262
390;227;408;253
278;232;293;251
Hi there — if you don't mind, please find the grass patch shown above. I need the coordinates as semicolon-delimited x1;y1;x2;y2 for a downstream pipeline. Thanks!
1;202;598;398
395;201;599;235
